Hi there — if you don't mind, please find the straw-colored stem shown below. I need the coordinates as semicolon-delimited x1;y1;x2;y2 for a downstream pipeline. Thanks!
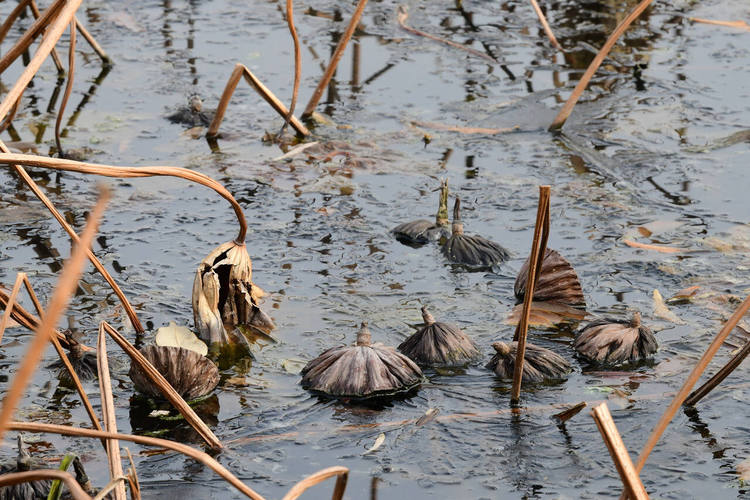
0;186;108;443
0;287;81;349
207;63;309;138
301;0;369;119
124;448;141;500
0;0;33;46
0;90;22;134
0;0;80;121
280;0;301;135
689;18;750;31
684;339;750;406
29;0;64;73
55;17;76;155
280;466;349;500
100;321;223;450
0;272;25;344
592;403;649;500
0;0;66;76
528;0;562;50
3;153;144;332
74;18;111;63
549;0;653;130
0;470;90;500
0;152;247;243
97;325;127;500
553;401;586;423
510;185;550;404
92;476;128;500
8;421;264;500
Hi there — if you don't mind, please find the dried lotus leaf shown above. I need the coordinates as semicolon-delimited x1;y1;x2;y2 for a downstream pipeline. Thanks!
514;248;584;308
129;345;220;400
486;341;571;383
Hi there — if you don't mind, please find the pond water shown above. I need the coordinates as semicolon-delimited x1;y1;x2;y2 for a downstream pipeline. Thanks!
1;0;750;498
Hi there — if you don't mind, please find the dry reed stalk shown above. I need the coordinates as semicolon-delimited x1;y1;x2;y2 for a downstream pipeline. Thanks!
528;0;562;50
28;0;64;73
689;18;750;31
97;325;127;500
591;403;649;500
99;321;223;450
0;0;66;75
0;0;82;122
622;240;682;254
684;339;750;406
300;0;369;119
124;448;141;500
280;0;302;135
92;476;129;500
0;185;108;444
0;470;91;500
0;0;33;45
0;272;26;344
622;294;750;498
395;6;497;65
0;153;248;243
1;152;144;332
207;63;310;138
73;18;110;63
510;185;551;404
281;466;348;500
549;0;654;130
55;17;76;155
0;287;79;349
410;121;519;135
552;401;586;423
8;421;266;500
0;92;22;134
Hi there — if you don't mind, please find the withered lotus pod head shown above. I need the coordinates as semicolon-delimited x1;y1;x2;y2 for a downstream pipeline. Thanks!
51;330;97;383
514;248;585;308
573;312;657;365
0;435;51;500
486;341;572;383
16;435;31;471
398;306;481;366
442;198;509;268
128;345;220;401
300;322;423;399
192;241;275;347
391;179;451;245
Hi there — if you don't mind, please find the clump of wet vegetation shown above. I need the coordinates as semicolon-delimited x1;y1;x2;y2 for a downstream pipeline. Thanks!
2;0;750;498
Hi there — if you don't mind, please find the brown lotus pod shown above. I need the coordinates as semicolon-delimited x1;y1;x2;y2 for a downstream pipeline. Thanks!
392;179;451;245
128;345;220;401
573;312;657;365
398;306;481;366
486;341;571;383
0;435;51;500
301;322;423;399
514;248;585;308
442;198;509;267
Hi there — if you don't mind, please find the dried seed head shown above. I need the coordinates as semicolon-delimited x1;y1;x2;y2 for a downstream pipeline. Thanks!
573;312;657;365
486;341;571;383
398;306;480;367
435;178;449;227
442;198;509;268
391;180;451;245
128;345;220;401
514;248;585;308
356;322;372;346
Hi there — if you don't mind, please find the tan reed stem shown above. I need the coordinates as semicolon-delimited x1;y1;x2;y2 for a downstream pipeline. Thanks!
100;320;223;450
280;0;302;135
0;0;66;75
0;185;108;443
510;185;550;404
8;421;264;500
528;0;562;50
0;272;25;344
689;18;750;31
591;403;649;500
0;287;80;349
684;339;750;406
0;0;33;46
549;0;654;130
29;0;64;73
207;63;309;138
124;448;141;500
0;152;247;243
74;18;111;63
0;470;91;500
301;0;369;119
55;16;76;155
281;466;349;500
552;401;586;423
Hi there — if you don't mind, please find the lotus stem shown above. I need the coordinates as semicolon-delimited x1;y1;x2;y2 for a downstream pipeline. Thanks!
279;0;301;135
0;0;67;76
73;18;111;64
280;466;349;500
528;0;562;51
0;0;33;46
684;339;750;406
0;272;25;344
55;17;76;155
0;470;90;500
28;0;64;73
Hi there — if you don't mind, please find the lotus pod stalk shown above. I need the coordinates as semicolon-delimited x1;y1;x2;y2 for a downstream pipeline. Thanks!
573;312;657;365
192;241;275;347
301;322;423;399
442;198;509;268
0;435;51;499
392;178;451;245
398;306;481;366
486;341;571;383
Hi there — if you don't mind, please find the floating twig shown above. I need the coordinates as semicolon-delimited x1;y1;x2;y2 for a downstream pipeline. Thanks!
301;0;368;120
591;403;649;500
528;0;562;50
511;185;551;404
55;17;76;155
689;18;750;31
552;401;586;423
684;339;750;406
549;0;654;130
396;6;497;64
410;121;519;135
622;239;683;254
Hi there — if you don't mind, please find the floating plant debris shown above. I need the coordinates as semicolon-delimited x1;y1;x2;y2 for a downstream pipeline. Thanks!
155;322;209;356
573;312;657;365
398;306;480;366
128;345;220;401
301;322;423;399
441;198;509;268
49;331;97;383
486;341;571;383
392;179;450;245
0;435;51;500
167;95;213;127
514;248;585;308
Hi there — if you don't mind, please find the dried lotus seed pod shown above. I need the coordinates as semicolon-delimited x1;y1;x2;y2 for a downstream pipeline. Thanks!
398;306;481;366
573;312;657;365
486;341;571;383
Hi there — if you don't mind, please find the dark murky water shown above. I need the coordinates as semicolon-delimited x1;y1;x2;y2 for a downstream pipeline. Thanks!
1;0;750;497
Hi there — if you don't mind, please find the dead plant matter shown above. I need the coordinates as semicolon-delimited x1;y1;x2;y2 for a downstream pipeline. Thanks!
397;306;480;366
487;341;571;383
301;322;423;399
167;95;213;127
128;345;220;401
514;248;585;308
49;331;97;383
392;179;450;245
441;198;509;267
573;312;657;365
0;435;51;500
192;241;275;347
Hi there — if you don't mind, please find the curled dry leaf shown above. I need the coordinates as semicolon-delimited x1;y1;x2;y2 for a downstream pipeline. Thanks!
363;433;385;455
486;341;571;383
397;306;481;366
652;289;685;324
155;321;208;356
573;312;657;365
392;179;450;245
514;248;585;308
128;345;220;401
442;198;509;268
505;301;587;329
